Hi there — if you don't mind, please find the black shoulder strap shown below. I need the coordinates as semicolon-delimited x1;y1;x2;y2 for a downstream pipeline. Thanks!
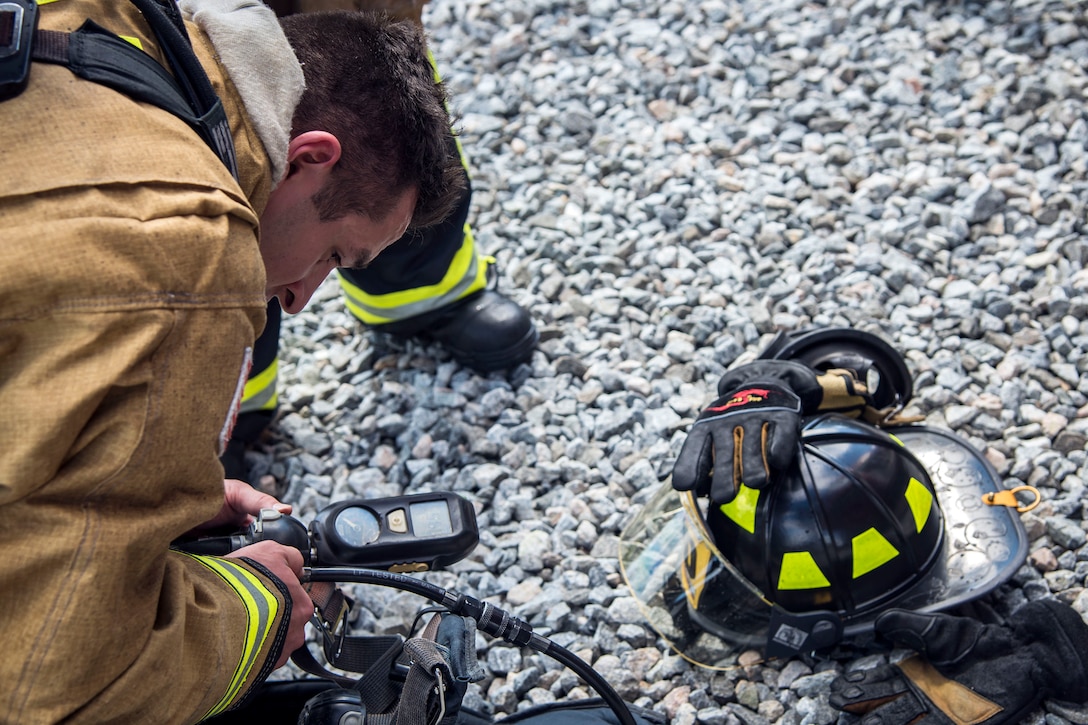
30;1;238;179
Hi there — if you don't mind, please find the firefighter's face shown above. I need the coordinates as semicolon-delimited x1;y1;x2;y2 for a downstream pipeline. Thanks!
258;131;416;314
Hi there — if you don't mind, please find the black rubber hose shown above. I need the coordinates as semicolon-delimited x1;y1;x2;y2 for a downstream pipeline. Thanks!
534;637;638;725
309;566;447;602
128;0;213;110
306;567;637;725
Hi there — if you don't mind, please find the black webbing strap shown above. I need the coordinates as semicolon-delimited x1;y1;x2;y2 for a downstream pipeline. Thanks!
29;1;238;178
289;621;454;724
346;637;415;718
290;634;404;689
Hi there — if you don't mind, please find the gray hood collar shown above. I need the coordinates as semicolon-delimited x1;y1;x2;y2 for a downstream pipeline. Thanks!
178;0;305;185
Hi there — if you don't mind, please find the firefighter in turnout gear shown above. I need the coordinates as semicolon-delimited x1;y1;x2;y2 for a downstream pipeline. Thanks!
0;1;462;721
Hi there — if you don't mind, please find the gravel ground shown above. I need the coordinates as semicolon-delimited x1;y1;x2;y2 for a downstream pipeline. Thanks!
250;0;1088;722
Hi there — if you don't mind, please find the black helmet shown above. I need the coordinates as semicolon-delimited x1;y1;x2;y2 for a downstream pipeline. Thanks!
620;416;1028;666
705;414;943;624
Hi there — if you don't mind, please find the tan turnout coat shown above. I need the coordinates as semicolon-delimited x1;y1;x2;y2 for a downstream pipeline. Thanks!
0;1;292;722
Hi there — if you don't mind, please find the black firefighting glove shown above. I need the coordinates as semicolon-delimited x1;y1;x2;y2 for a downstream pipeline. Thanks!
672;360;871;505
829;599;1088;725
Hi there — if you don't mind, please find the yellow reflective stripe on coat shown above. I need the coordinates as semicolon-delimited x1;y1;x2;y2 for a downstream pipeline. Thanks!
240;357;278;413
339;239;490;324
183;553;281;719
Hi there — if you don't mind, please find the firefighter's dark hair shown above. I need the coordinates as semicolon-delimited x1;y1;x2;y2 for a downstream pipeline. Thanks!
279;12;464;229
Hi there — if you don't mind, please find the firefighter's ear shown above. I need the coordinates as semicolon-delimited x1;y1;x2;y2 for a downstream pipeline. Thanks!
283;131;341;180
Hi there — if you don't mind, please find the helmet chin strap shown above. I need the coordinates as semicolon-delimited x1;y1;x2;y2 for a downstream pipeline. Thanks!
764;607;843;659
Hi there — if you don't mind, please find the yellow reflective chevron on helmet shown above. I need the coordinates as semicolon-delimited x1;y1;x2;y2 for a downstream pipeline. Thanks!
719;484;760;534
852;527;900;578
904;477;933;533
777;551;831;590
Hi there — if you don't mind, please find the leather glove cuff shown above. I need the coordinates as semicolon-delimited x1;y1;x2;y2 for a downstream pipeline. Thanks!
717;360;872;416
834;601;1088;725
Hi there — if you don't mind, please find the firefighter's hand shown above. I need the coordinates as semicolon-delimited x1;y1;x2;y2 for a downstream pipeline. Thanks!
194;479;292;533
671;380;802;504
829;600;1088;725
228;540;312;668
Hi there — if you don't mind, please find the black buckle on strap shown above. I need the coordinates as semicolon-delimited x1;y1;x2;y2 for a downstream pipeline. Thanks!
0;0;37;100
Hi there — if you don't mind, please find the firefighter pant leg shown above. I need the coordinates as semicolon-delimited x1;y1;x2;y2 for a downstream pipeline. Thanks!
338;162;491;328
338;151;537;373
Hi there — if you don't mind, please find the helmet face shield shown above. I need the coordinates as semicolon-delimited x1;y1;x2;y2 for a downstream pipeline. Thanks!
618;485;778;670
619;418;1028;669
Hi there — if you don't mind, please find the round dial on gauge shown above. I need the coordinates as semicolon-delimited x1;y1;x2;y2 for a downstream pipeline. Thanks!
333;506;381;546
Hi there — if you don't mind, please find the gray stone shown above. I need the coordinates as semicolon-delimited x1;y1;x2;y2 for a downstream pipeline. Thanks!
1048;518;1087;550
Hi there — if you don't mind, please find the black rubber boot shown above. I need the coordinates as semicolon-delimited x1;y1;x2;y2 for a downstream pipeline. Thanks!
374;289;538;372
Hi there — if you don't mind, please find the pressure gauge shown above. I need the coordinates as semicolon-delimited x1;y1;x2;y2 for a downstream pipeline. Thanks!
310;492;479;571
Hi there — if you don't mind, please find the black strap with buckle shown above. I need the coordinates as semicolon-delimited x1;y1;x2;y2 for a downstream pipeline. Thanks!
2;0;238;179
